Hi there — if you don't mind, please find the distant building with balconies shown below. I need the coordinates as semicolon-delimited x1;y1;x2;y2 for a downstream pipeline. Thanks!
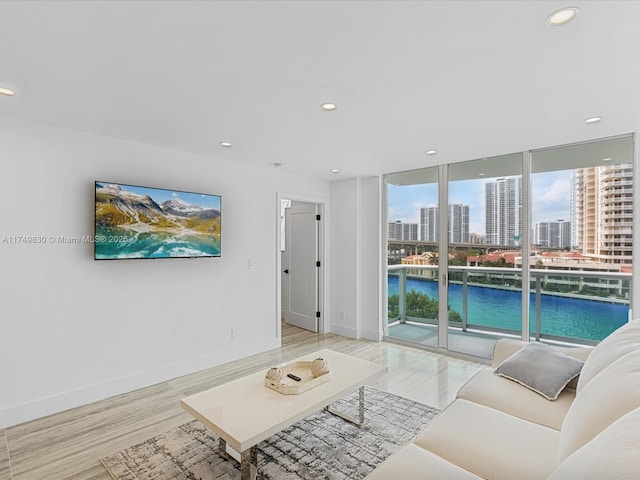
485;177;522;246
464;249;629;298
468;232;485;244
533;220;571;248
420;204;469;243
574;164;633;264
388;220;418;241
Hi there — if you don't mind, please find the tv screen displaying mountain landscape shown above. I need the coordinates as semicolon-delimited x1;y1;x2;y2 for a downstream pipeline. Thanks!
94;182;221;260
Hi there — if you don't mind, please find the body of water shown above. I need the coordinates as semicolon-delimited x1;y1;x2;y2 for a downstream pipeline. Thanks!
388;275;628;341
95;226;221;259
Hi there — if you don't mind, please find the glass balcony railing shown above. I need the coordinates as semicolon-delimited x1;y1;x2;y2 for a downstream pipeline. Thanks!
388;264;631;346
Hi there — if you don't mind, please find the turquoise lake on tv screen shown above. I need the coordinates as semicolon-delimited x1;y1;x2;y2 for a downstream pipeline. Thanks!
95;226;221;259
388;275;628;341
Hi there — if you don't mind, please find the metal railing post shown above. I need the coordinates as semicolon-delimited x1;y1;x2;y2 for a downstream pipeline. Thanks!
535;274;542;341
462;271;468;332
630;277;634;322
399;267;407;323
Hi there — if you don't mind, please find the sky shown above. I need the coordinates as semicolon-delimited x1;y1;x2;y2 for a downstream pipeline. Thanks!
97;182;222;209
388;169;574;235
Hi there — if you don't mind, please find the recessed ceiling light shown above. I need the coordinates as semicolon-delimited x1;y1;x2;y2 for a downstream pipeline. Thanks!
602;157;613;162
547;7;579;26
478;173;486;177
425;150;438;155
584;116;602;124
0;86;15;96
321;103;337;111
330;169;340;174
220;142;232;147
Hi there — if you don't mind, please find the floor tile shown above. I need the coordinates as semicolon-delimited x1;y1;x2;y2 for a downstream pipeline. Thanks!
7;383;188;480
5;323;484;480
0;429;11;480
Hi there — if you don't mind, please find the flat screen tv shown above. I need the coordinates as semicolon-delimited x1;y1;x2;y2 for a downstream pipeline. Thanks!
94;181;221;260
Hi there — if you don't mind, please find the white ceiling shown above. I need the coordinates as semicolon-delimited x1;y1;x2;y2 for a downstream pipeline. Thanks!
1;1;639;181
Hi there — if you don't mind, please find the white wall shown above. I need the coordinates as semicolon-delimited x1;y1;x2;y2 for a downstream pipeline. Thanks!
0;117;330;427
359;177;384;341
329;177;382;341
329;179;358;337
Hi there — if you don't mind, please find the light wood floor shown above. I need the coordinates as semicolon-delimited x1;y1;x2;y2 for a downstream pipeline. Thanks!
1;324;485;480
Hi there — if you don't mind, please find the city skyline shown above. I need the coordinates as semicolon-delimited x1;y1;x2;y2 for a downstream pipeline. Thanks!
388;170;573;236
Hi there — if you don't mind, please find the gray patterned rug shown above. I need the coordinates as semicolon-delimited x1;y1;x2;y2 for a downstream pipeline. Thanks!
101;386;440;480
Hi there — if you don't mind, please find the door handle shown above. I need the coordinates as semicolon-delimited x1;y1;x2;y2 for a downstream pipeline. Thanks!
284;269;289;274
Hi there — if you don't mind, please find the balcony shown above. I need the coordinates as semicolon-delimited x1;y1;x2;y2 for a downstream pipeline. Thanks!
387;265;631;357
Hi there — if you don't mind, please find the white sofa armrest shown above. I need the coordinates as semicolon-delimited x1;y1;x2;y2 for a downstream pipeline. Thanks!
492;339;527;368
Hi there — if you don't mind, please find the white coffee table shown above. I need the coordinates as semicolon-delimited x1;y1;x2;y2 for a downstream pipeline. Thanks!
180;348;388;479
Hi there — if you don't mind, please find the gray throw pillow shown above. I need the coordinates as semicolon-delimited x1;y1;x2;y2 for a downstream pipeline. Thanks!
494;342;584;400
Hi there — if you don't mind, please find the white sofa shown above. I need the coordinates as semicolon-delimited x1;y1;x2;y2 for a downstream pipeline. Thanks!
366;320;640;479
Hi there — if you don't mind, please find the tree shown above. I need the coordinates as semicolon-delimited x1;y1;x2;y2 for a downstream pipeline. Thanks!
388;294;400;319
449;250;468;266
405;289;439;318
388;289;462;322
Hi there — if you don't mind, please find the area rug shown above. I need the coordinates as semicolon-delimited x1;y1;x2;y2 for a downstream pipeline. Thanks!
101;386;440;480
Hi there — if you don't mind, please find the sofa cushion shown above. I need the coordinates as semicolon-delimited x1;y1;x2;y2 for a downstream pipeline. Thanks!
551;407;640;479
457;368;574;429
577;319;640;392
558;349;640;462
494;342;584;400
414;399;560;480
492;339;591;390
492;339;591;368
364;443;482;480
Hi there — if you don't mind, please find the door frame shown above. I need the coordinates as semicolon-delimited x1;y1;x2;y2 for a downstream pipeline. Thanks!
276;192;328;340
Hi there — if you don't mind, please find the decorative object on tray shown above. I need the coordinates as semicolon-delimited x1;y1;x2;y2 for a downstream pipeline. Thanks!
311;357;329;377
265;357;330;394
266;367;283;382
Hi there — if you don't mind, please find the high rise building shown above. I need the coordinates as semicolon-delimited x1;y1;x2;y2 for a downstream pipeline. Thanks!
485;176;523;246
388;220;418;241
420;204;469;243
420;207;438;242
469;232;485;244
533;220;571;248
574;164;633;264
448;203;469;243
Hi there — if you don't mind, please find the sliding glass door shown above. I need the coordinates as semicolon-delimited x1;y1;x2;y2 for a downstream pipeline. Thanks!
447;154;524;357
385;167;440;347
530;136;633;345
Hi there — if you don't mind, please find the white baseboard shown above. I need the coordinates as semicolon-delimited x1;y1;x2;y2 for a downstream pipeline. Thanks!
0;337;279;429
330;322;383;341
330;323;358;338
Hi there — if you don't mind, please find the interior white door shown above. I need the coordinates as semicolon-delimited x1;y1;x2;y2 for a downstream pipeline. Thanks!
284;201;319;332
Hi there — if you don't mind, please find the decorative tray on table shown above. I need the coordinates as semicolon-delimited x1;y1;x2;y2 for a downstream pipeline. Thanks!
264;358;330;395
